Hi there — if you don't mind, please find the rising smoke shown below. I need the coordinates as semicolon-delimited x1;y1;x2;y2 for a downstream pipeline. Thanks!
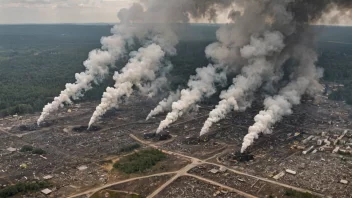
238;0;352;152
37;25;130;125
152;0;352;150
155;0;290;133
146;90;181;120
88;0;236;127
200;31;285;136
88;43;167;127
38;0;352;153
156;65;227;133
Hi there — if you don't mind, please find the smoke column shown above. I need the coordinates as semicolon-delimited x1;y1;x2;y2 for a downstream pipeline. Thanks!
37;26;130;125
238;0;352;152
156;65;227;133
200;31;285;136
88;0;241;126
146;90;181;120
241;46;323;152
155;0;295;133
88;43;167;127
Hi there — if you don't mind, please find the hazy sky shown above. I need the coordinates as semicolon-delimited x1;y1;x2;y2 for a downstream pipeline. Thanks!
0;0;137;24
0;0;351;25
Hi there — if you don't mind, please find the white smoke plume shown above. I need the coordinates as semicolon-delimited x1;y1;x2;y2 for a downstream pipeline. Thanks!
146;90;181;120
200;31;285;136
88;43;166;127
156;65;227;133
241;45;323;153
152;1;272;133
154;0;297;134
37;26;130;125
88;0;240;126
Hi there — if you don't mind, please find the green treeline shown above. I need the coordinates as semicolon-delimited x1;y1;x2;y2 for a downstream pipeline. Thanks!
317;42;352;105
1;25;352;117
0;30;210;117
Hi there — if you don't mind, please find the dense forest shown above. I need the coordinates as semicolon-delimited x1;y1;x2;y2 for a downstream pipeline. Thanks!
0;24;214;116
0;24;352;116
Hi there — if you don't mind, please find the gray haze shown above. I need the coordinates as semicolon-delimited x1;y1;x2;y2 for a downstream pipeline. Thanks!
1;0;351;25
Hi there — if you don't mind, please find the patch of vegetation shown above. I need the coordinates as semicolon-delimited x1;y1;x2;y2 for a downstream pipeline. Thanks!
113;149;166;174
0;181;52;198
19;146;46;155
31;148;47;155
284;189;318;198
328;87;352;105
119;143;141;153
19;145;34;152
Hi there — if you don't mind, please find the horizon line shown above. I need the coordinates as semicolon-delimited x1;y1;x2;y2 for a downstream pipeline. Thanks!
0;22;351;27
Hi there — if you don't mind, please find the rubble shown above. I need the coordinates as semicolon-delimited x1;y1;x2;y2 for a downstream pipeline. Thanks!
232;152;254;162
143;132;156;139
0;92;351;197
143;132;172;141
285;169;297;175
155;132;172;141
73;125;101;132
18;124;38;131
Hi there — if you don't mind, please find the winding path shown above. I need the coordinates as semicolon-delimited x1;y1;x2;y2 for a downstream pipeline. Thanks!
67;133;324;198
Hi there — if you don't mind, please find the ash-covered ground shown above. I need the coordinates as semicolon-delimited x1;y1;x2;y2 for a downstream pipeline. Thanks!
0;93;351;197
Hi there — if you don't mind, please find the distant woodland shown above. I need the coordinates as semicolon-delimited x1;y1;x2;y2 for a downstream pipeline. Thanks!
0;24;352;116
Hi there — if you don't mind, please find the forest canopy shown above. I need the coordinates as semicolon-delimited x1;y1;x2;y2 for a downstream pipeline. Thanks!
0;24;351;117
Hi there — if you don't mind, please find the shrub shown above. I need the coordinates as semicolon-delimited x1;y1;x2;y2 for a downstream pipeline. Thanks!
113;149;166;174
20;145;34;152
32;148;46;155
284;189;317;198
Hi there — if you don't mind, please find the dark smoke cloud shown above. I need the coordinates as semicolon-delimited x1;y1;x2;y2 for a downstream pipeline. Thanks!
154;0;352;135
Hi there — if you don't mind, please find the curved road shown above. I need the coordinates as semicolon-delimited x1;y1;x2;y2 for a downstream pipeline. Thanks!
68;134;324;198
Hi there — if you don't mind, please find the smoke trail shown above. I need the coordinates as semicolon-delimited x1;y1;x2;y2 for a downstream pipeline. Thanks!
153;0;275;133
156;65;227;133
37;26;130;125
241;44;323;152
88;0;239;126
200;31;285;136
146;90;181;120
238;0;352;152
88;43;167;127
